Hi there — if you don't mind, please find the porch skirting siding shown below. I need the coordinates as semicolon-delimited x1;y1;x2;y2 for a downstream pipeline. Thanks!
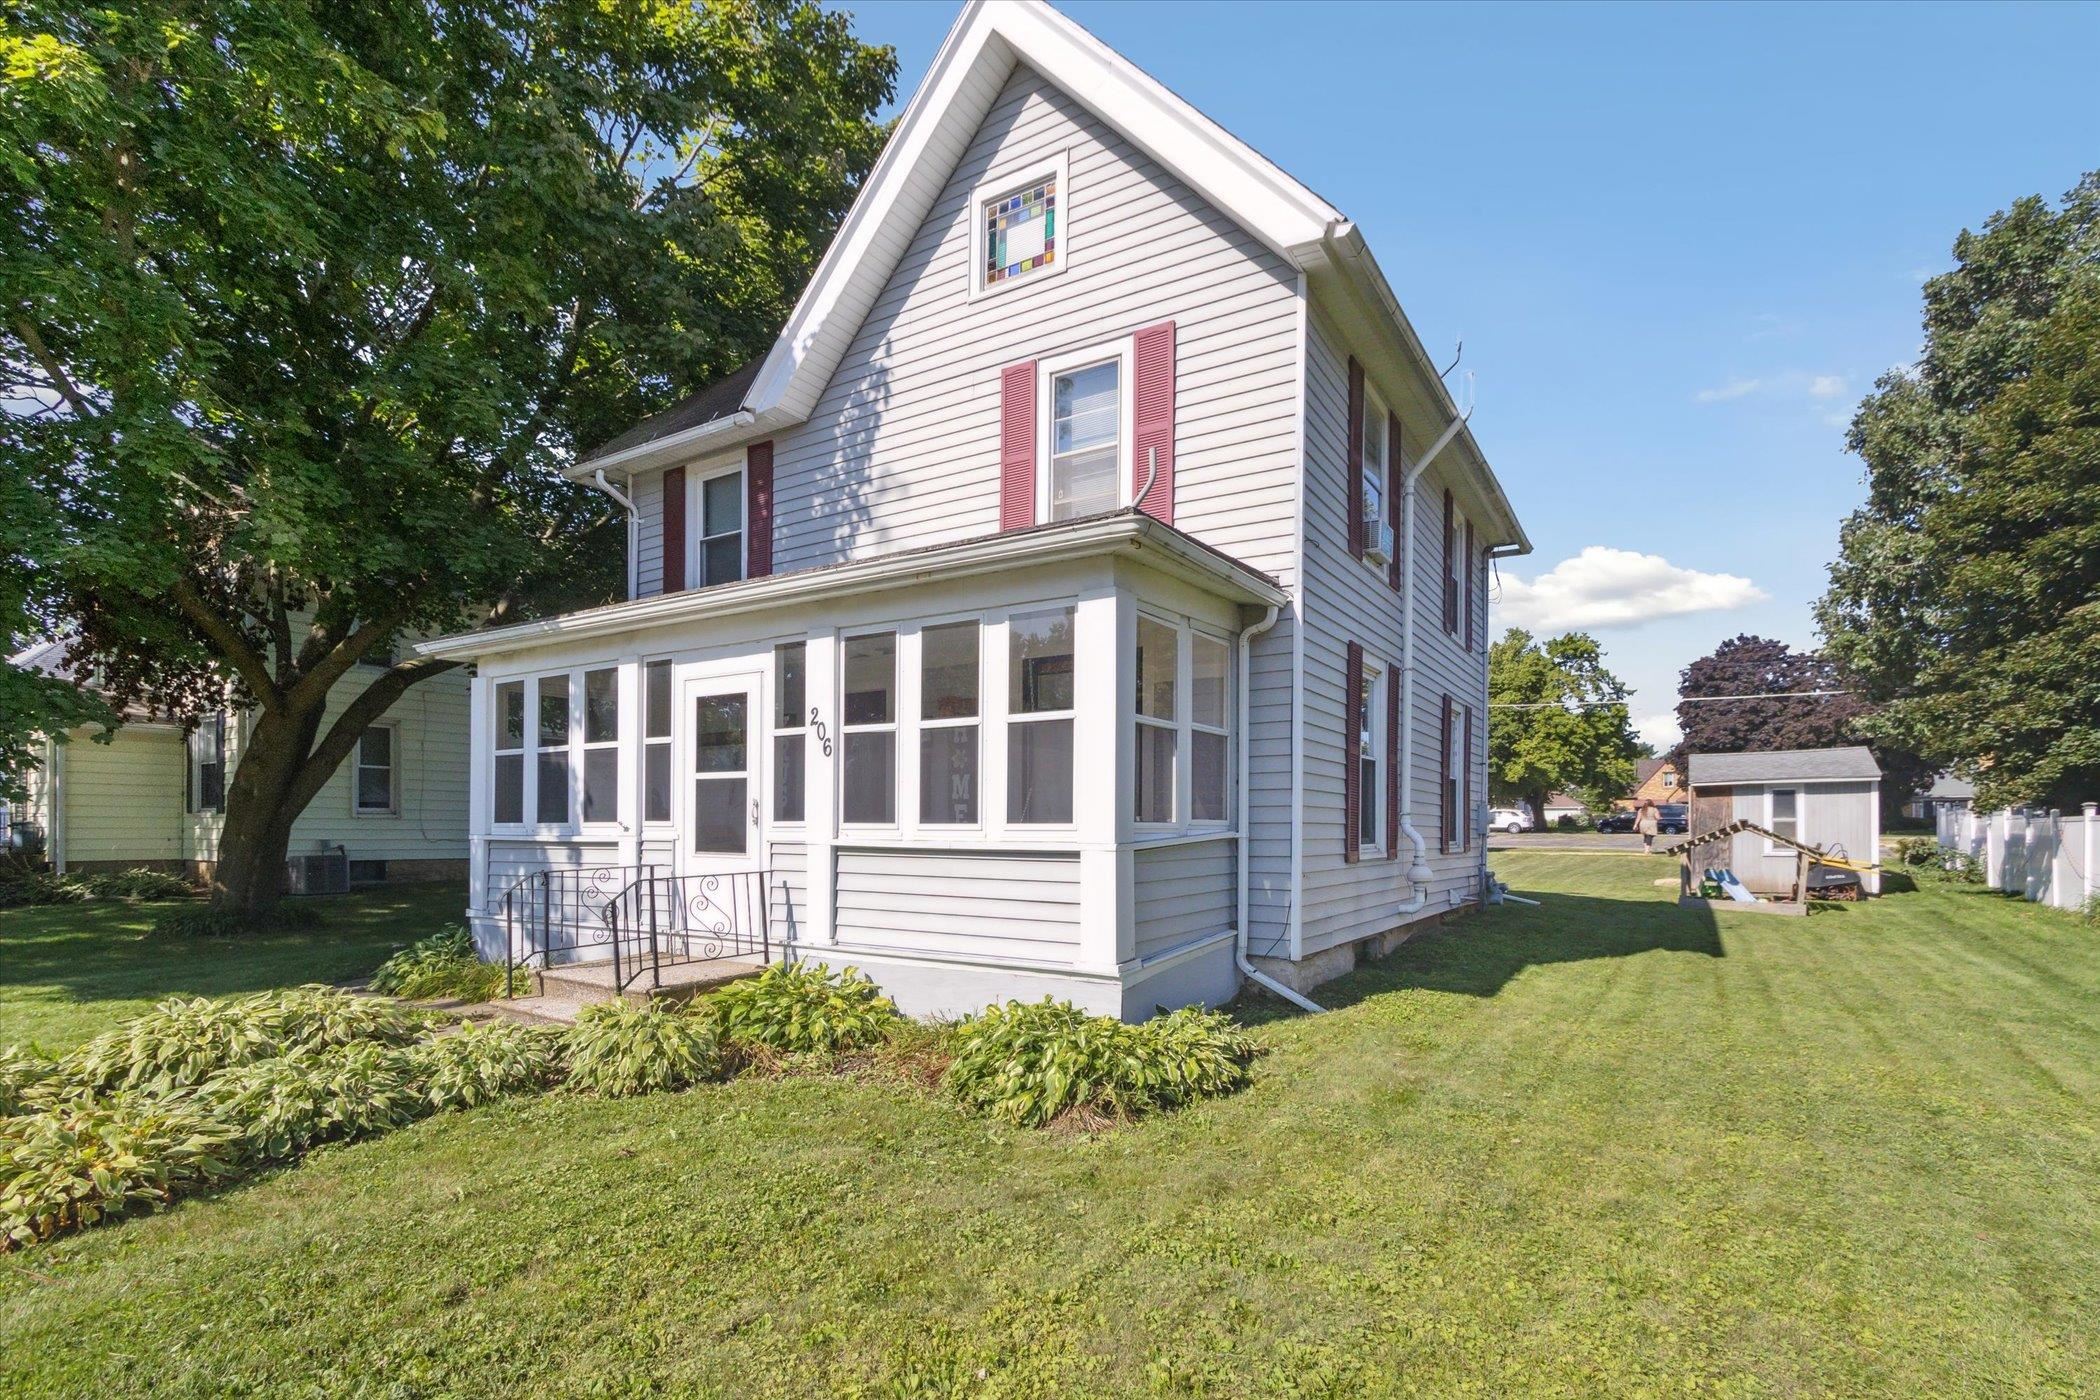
830;848;1082;967
1131;838;1234;961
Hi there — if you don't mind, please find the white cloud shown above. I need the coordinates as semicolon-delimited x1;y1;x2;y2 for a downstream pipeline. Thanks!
1808;374;1847;399
1693;369;1850;407
1496;546;1768;631
1635;711;1683;751
1694;377;1763;403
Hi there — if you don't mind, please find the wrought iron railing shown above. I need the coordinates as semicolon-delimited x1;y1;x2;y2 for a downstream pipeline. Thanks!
501;864;658;992
601;870;773;993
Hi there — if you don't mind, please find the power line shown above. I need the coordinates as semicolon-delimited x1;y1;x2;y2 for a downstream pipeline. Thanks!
1490;690;1856;710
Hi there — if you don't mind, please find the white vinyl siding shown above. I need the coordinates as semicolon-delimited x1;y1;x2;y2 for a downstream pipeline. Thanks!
832;847;1081;966
1132;838;1234;961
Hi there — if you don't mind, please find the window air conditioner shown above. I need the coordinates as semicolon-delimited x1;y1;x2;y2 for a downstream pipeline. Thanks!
1364;521;1396;566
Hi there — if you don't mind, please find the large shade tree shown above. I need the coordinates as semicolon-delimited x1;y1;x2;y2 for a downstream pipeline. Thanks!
0;0;894;908
1487;628;1641;825
1817;173;2100;809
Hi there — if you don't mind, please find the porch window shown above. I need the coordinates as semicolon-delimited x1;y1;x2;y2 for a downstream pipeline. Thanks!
1007;606;1075;824
1048;359;1121;520
643;661;672;823
579;668;619;824
535;677;570;825
1134;614;1178;824
841;632;897;825
1191;633;1230;822
919;622;980;825
493;682;524;825
187;713;226;815
774;642;807;823
1358;665;1382;852
696;468;744;587
354;723;397;816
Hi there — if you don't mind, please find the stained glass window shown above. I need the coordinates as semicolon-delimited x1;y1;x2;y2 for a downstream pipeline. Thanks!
984;177;1057;287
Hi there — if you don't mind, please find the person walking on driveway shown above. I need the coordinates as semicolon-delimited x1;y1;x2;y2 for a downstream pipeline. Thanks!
1635;798;1661;854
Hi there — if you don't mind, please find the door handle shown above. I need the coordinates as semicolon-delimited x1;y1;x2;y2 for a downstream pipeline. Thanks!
750;798;760;826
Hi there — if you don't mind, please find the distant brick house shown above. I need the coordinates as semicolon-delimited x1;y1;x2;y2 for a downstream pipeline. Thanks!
1615;759;1682;810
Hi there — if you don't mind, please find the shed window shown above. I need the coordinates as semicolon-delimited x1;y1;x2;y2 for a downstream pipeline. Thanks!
841;633;897;825
1007;606;1075;825
1769;788;1800;845
354;724;397;816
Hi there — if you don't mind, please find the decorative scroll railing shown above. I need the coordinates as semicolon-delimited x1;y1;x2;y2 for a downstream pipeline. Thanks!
499;865;772;996
501;864;656;990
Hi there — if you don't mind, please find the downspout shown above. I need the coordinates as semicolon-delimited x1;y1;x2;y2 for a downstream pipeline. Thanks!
1394;409;1471;915
46;735;64;875
589;469;638;599
1235;604;1322;1014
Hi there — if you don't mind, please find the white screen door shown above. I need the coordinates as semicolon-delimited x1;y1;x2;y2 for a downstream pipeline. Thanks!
681;673;762;875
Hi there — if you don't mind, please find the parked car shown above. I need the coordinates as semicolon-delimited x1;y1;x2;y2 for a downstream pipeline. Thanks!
1596;805;1689;835
1595;809;1636;833
1489;807;1534;835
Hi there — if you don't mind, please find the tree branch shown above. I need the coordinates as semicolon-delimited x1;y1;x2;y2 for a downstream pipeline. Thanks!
10;317;96;418
170;576;280;708
285;655;459;813
283;606;411;715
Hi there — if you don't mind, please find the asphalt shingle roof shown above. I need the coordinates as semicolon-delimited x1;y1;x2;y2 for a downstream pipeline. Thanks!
1689;746;1883;785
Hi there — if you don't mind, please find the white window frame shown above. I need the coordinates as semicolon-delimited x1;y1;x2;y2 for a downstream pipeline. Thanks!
1359;661;1385;855
968;150;1070;301
771;641;810;828
839;630;901;830
684;459;747;590
1765;786;1803;854
1188;627;1233;827
913;616;986;830
489;665;631;837
1036;336;1135;525
1361;384;1390;569
188;713;227;816
642;658;674;828
1133;610;1180;828
1445;692;1469;852
492;680;526;829
578;665;621;830
1129;611;1236;833
351;720;399;818
1004;602;1079;830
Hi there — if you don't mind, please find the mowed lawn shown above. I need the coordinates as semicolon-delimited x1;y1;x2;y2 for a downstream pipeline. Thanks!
3;855;2097;1396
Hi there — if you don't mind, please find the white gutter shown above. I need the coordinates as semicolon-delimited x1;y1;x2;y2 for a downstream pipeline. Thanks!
1235;604;1322;1014
563;409;757;481
1394;405;1473;916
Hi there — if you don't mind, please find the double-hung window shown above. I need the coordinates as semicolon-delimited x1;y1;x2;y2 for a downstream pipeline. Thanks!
1048;359;1121;521
643;661;672;824
920;623;981;825
841;633;897;825
1362;388;1389;560
774;643;807;823
1358;665;1381;853
580;668;619;824
694;468;744;587
535;678;571;825
494;682;525;824
1008;606;1075;824
354;723;397;816
1768;788;1800;849
1134;615;1178;825
188;714;227;815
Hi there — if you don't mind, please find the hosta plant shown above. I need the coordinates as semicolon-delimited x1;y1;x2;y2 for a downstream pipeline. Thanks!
563;1001;725;1098
370;925;525;1001
81;869;197;901
62;986;418;1097
945;1000;1261;1128
703;961;901;1056
410;1021;565;1110
1;1097;241;1250
188;1042;423;1164
0;1047;65;1118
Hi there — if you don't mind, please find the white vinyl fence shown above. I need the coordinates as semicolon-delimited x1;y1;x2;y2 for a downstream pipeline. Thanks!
1936;803;2099;913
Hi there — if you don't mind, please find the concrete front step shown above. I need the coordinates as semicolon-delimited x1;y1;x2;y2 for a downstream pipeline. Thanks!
471;957;768;1025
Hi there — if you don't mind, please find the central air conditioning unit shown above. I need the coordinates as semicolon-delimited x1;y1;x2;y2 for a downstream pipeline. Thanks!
284;844;350;896
1364;520;1396;566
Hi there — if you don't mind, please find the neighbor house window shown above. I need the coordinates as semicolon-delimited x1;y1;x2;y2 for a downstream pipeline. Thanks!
695;468;744;587
1134;614;1178;824
774;642;806;823
1008;606;1075;824
643;661;672;824
1191;634;1230;822
1358;666;1382;852
354;723;397;816
535;676;571;825
1662;770;1679;789
188;713;226;815
580;667;619;824
841;632;897;825
1769;788;1800;846
919;622;980;825
1047;358;1121;521
493;681;524;825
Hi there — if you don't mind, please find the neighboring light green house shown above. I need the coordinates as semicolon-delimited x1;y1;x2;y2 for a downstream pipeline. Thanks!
8;639;469;885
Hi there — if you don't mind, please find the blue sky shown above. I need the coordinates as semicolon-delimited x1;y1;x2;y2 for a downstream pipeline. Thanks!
843;1;2100;746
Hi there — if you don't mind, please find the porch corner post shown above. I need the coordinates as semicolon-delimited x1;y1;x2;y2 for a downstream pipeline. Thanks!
467;671;492;939
616;654;643;874
807;626;841;948
1073;585;1129;975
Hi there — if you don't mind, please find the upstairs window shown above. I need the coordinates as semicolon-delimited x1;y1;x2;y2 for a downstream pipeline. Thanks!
696;468;744;587
1048;358;1121;521
1361;389;1389;556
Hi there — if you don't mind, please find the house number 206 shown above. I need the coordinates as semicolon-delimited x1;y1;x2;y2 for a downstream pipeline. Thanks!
809;707;833;757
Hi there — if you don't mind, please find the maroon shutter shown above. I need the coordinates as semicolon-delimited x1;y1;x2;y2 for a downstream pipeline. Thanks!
1463;520;1476;651
1462;703;1475;850
662;466;686;593
1385;659;1400;860
1132;321;1176;524
1345;358;1365;559
1343;641;1363;865
1000;361;1037;531
1386;410;1404;592
745;441;774;579
1439;694;1454;853
1441;489;1457;633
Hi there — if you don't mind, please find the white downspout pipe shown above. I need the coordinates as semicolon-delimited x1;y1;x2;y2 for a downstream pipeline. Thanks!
1394;408;1472;914
1235;605;1322;1014
589;469;639;600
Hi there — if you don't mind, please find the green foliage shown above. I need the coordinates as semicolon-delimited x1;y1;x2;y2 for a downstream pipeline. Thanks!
62;986;418;1096
369;924;524;1001
562;1001;726;1099
703;961;901;1056
0;872;85;909
1819;173;2100;807
149;906;255;939
1891;837;1943;868
409;1021;565;1112
944;1000;1262;1129
0;867;196;909
0;1097;241;1250
82;869;196;901
0;1047;64;1118
1488;630;1641;821
1888;836;1986;884
186;1043;423;1165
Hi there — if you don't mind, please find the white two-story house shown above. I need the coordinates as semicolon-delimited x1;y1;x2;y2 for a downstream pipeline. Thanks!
419;0;1529;1017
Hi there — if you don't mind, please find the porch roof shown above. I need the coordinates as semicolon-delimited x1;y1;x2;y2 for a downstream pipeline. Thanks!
415;509;1288;662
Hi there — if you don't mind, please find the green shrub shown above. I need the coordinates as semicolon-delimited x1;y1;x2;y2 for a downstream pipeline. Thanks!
0;1047;65;1118
409;1021;565;1110
703;961;901;1056
149;905;255;939
81;868;197;901
0;871;86;909
945;1000;1261;1128
1891;836;1943;868
370;925;524;1001
1;1098;241;1250
563;1001;725;1098
62;986;418;1097
187;1042;423;1164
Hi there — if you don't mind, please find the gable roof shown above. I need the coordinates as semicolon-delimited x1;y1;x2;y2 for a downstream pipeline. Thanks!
571;1;1526;552
1690;747;1883;786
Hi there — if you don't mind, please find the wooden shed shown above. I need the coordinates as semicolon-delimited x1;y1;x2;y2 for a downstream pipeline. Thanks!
1686;747;1883;897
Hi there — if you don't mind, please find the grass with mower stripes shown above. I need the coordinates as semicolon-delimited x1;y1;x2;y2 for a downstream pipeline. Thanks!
1;854;2094;1395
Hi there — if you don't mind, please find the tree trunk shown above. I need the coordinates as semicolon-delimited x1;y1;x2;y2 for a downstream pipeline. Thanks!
209;703;326;916
1528;786;1551;831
